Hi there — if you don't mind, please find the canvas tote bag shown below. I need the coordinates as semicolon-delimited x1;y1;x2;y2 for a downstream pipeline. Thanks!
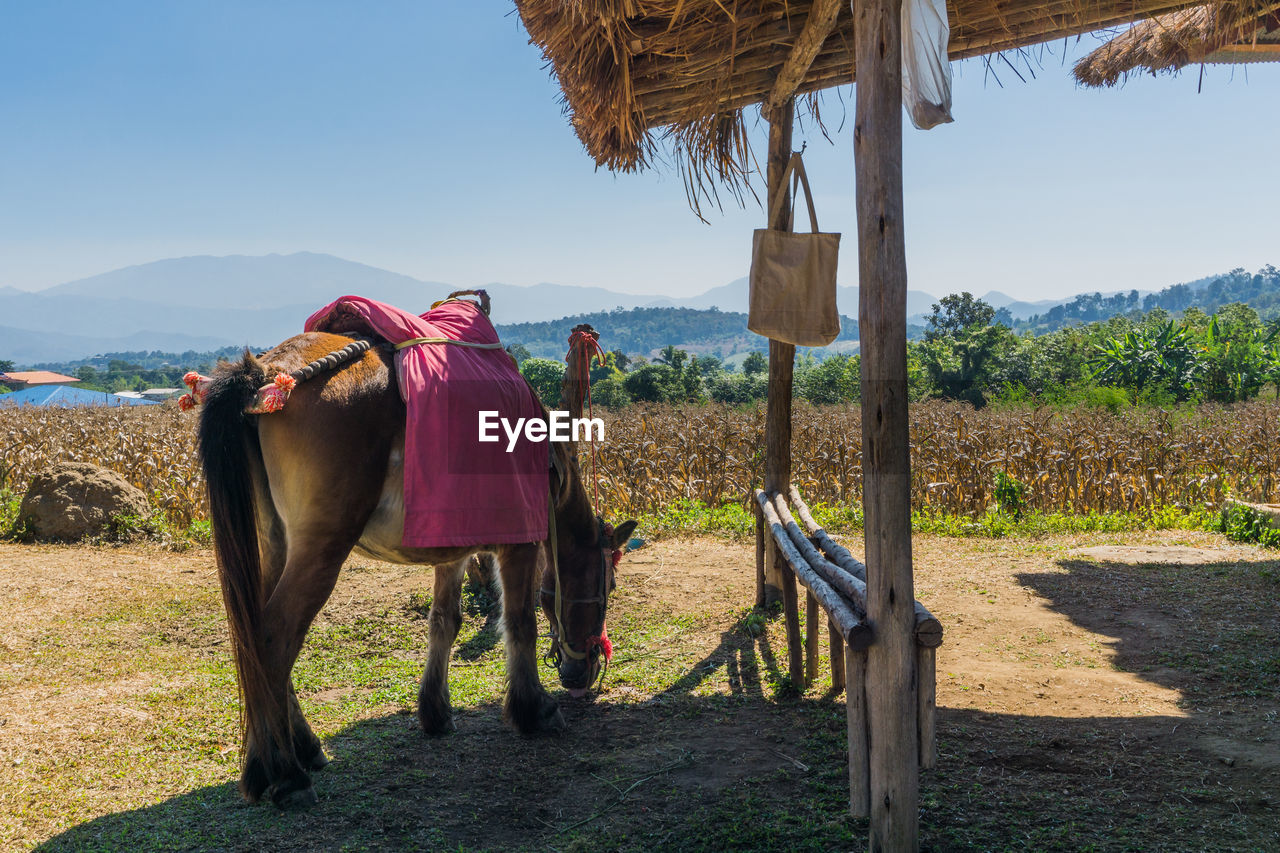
748;152;840;347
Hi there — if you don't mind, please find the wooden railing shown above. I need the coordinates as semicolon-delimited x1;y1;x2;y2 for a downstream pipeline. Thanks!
754;486;943;816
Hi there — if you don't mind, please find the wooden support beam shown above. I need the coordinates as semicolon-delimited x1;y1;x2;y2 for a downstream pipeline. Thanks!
829;617;846;692
847;646;870;818
758;99;795;609
854;0;918;843
765;0;844;113
918;645;937;770
755;490;870;650
805;590;820;687
780;547;804;682
790;486;942;648
754;505;767;608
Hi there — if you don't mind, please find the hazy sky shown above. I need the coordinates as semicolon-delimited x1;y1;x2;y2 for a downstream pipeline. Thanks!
2;1;1277;301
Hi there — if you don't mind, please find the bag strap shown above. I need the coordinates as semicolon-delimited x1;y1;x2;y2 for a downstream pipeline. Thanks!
766;151;821;234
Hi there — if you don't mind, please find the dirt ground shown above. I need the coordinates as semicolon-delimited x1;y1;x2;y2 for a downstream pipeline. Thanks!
1;530;1278;851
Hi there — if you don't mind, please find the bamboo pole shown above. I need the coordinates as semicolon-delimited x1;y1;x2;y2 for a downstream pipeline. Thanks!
790;486;942;648
773;493;869;613
847;645;870;818
918;645;937;770
755;490;869;649
854;0;918;843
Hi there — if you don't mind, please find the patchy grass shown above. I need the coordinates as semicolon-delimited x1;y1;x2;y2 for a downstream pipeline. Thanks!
633;496;1217;544
2;531;1279;852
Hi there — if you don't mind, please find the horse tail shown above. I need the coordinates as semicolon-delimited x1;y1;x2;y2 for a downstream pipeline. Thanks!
197;351;282;786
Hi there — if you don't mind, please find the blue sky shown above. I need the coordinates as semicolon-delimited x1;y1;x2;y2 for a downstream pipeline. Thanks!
2;1;1277;301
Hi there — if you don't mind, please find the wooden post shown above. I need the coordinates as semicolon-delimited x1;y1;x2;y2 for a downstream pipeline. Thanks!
830;617;846;692
759;100;803;683
754;504;767;608
854;0;918;845
805;590;820;687
847;646;870;818
780;542;803;683
917;646;937;769
759;99;795;610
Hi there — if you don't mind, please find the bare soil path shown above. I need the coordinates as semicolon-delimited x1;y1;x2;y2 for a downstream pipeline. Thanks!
1;530;1277;851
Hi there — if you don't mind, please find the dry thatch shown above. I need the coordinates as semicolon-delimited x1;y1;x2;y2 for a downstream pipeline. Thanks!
1075;1;1280;86
515;0;1257;187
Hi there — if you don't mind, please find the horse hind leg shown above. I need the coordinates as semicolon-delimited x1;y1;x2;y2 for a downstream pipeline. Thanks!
253;488;328;774
498;543;565;735
241;539;351;809
418;558;467;735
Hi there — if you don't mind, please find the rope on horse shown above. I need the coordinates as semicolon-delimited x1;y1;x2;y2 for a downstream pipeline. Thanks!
179;336;379;414
292;336;375;383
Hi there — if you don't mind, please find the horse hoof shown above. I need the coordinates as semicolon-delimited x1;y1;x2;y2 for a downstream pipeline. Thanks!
273;784;318;811
306;750;330;772
539;701;566;734
420;714;456;737
239;757;271;803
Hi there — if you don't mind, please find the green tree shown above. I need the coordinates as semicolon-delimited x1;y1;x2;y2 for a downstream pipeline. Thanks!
622;363;683;403
587;350;625;384
799;354;860;404
695;355;724;378
1090;320;1201;402
742;351;767;378
924;293;995;341
590;375;632;408
707;374;768;405
1198;304;1273;402
519;358;566;406
655;345;689;372
0;360;14;373
919;294;1011;407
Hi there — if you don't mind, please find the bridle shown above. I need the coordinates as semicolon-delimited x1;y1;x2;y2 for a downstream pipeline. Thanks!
540;490;619;675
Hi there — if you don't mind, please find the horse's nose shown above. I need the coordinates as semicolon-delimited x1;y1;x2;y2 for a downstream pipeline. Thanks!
558;654;597;693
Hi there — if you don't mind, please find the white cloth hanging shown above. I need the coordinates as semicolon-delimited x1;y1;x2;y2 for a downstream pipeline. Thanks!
901;0;954;129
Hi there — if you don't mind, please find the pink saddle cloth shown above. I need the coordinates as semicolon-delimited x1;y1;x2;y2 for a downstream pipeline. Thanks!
305;295;548;548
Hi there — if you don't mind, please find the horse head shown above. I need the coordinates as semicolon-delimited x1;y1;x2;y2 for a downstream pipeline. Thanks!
540;513;636;696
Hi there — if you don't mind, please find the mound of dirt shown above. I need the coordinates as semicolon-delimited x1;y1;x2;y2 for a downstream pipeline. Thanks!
18;461;150;541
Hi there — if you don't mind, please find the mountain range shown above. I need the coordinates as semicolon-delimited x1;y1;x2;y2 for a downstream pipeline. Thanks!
0;251;1223;364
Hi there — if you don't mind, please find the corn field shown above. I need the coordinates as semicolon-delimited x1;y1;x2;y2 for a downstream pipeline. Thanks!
0;406;205;528
594;400;1280;518
3;400;1279;527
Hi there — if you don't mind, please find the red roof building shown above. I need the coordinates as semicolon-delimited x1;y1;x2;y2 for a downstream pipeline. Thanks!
0;371;81;390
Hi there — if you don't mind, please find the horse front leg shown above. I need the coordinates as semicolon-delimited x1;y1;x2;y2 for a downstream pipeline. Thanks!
498;543;565;735
418;558;467;735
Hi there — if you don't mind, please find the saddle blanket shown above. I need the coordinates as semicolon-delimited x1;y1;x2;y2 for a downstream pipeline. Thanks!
305;295;548;548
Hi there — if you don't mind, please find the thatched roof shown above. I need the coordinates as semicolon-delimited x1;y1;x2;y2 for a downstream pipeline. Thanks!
515;0;1256;182
1075;1;1280;85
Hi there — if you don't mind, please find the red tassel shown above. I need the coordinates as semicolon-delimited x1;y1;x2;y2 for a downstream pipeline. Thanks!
598;623;613;662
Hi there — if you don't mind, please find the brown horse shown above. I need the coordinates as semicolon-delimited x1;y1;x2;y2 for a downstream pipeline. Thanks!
198;331;635;809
